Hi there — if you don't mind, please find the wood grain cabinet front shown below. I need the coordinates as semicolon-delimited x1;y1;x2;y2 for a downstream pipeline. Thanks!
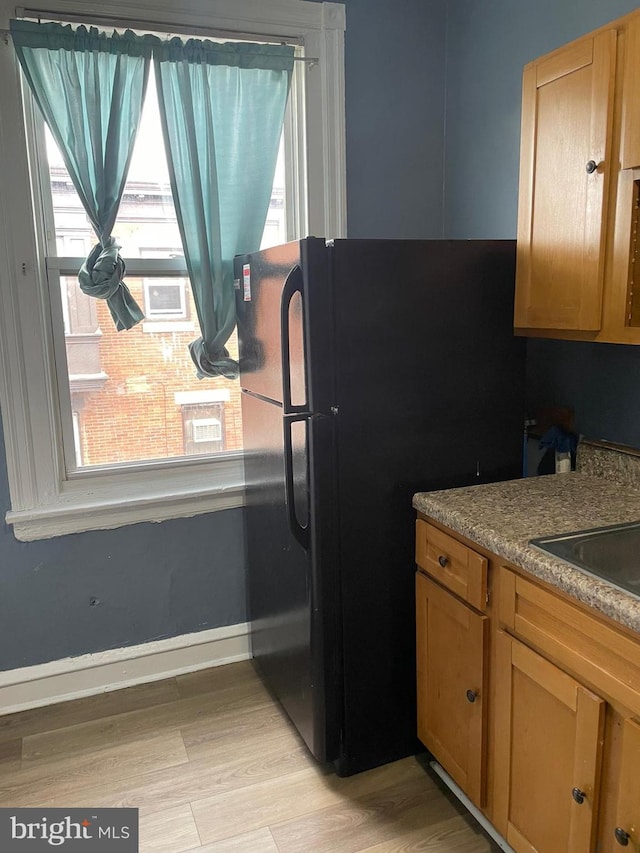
498;567;640;853
514;8;640;343
415;515;640;851
415;570;488;808
612;718;640;850
493;630;605;853
415;519;488;611
514;29;616;333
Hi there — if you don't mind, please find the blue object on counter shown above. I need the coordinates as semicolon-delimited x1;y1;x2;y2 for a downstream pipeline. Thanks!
538;425;578;454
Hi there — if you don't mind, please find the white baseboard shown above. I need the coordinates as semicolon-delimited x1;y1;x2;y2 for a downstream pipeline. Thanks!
0;622;251;716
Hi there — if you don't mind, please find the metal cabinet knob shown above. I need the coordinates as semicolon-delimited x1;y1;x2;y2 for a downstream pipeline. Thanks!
614;827;630;847
438;555;448;568
586;159;598;174
571;787;586;805
466;689;477;703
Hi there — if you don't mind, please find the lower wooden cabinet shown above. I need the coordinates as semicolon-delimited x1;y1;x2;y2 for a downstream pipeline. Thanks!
613;717;640;850
415;514;640;852
494;630;605;853
415;570;488;807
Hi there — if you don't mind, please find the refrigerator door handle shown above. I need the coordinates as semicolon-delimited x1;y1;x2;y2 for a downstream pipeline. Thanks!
283;412;311;551
280;264;307;415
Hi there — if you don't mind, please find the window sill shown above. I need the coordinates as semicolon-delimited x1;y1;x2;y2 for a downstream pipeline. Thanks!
5;456;245;541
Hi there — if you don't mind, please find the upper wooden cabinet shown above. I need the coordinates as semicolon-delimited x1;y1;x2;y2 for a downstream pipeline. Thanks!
515;30;616;331
514;9;640;342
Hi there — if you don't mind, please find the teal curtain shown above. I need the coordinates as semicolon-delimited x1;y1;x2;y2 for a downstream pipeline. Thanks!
10;19;156;330
154;38;294;378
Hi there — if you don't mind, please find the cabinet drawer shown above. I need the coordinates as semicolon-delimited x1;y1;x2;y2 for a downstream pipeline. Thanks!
415;520;488;610
500;567;640;717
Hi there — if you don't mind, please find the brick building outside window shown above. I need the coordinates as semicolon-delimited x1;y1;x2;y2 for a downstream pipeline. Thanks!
49;69;286;469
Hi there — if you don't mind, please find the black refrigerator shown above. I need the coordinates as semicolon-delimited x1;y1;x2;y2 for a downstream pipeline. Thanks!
234;237;525;777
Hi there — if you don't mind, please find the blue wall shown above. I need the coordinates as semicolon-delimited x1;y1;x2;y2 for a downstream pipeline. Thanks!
0;419;246;670
344;0;446;238
524;340;640;447
0;0;448;671
443;0;640;448
6;0;638;672
443;0;639;238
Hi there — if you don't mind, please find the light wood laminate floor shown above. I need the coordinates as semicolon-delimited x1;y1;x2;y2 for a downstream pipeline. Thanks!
0;661;497;852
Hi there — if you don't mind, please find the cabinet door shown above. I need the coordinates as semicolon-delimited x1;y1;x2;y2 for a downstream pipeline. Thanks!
494;631;605;853
612;717;640;849
621;16;640;169
514;29;616;331
415;571;488;807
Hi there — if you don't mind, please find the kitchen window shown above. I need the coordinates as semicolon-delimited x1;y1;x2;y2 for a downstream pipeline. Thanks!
0;0;346;540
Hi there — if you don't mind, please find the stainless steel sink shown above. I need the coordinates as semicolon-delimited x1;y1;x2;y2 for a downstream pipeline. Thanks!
530;521;640;599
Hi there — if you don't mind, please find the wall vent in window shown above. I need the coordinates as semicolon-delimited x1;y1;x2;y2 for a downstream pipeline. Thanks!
181;401;225;455
192;418;222;443
144;279;187;318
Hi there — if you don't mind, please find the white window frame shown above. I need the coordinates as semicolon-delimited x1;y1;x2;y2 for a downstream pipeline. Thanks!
0;0;346;541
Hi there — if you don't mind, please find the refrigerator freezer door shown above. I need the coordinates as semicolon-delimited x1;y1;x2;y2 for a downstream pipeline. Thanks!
235;237;334;415
235;241;307;407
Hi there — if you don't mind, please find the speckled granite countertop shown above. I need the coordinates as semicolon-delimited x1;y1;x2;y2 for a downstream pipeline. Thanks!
413;440;640;633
